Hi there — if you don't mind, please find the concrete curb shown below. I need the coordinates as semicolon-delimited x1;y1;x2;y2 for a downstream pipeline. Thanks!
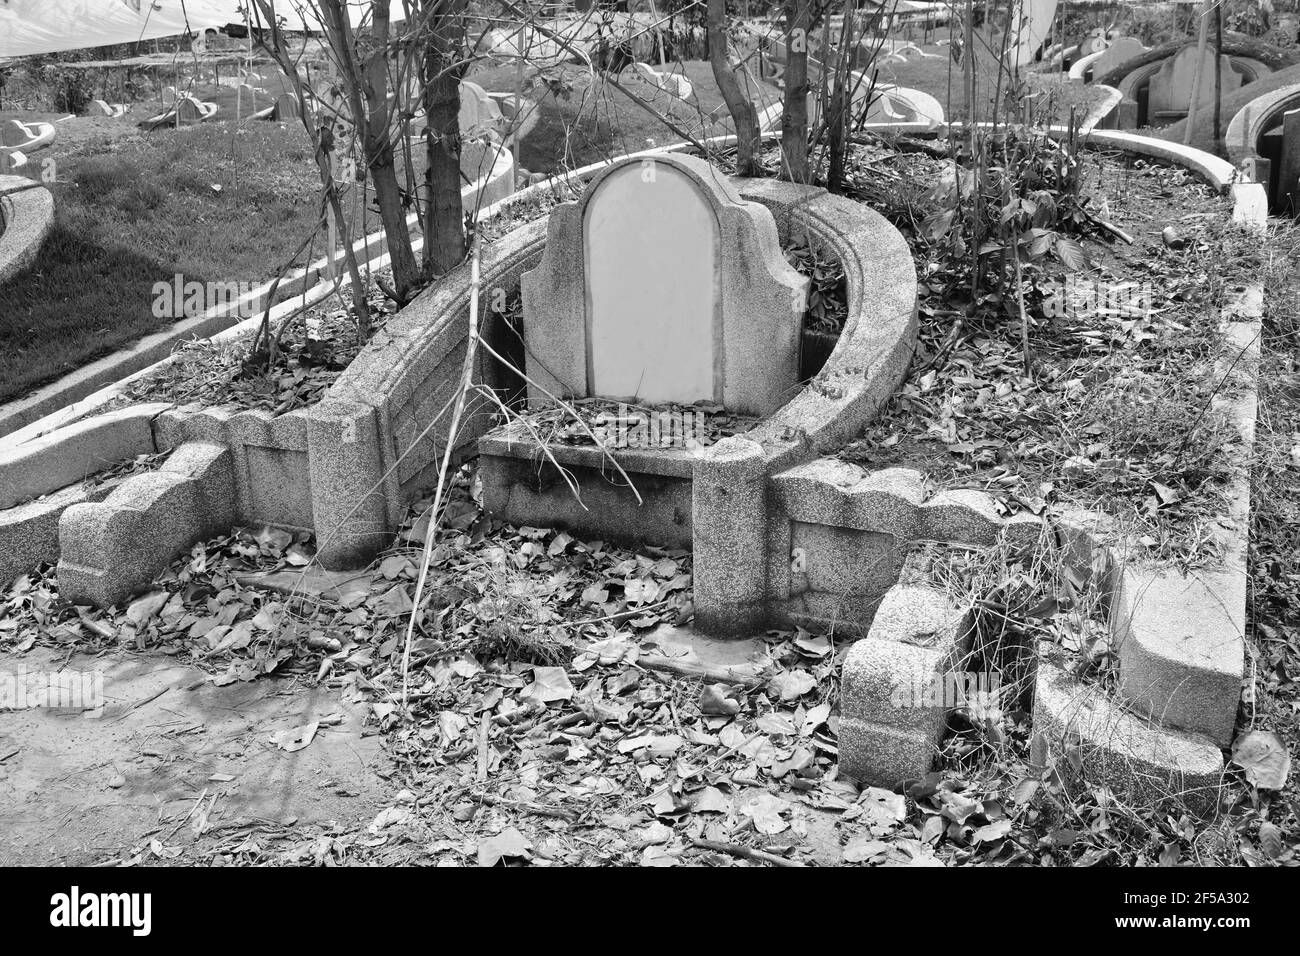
1082;129;1238;193
1113;285;1261;750
0;403;170;510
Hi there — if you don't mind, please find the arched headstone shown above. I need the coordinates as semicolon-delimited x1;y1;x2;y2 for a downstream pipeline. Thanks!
521;155;808;417
273;93;301;122
1092;36;1145;79
1150;45;1244;123
175;96;203;125
459;80;502;138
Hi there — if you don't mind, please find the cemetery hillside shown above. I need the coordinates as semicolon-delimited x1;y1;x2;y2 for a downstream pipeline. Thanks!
0;0;1298;903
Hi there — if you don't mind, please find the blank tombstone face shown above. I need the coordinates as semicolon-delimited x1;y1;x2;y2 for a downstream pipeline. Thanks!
274;94;300;121
583;163;718;407
175;97;202;123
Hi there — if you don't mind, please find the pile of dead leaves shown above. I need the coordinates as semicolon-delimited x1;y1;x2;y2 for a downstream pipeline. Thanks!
840;154;1246;565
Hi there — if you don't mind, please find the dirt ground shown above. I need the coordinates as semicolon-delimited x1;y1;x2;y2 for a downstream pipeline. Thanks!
0;629;852;867
0;645;387;865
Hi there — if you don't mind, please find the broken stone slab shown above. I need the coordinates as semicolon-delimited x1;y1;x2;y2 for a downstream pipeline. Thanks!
57;443;236;607
839;584;975;788
235;567;372;604
1114;562;1245;749
771;461;926;538
0;403;171;511
917;489;1005;546
1034;658;1225;815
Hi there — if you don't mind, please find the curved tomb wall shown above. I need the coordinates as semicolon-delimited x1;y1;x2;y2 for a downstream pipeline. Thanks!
0;175;55;286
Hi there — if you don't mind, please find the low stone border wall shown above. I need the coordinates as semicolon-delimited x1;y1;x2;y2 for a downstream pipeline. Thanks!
0;403;169;510
1028;284;1261;805
0;176;54;286
765;461;1039;635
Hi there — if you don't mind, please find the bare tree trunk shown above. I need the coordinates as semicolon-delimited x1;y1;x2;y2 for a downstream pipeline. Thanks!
781;0;811;183
1213;2;1223;148
708;0;761;176
318;0;423;303
826;0;855;194
364;0;423;301
422;0;469;277
250;0;371;338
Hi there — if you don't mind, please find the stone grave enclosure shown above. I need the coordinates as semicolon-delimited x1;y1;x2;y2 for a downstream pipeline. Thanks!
1110;44;1270;129
0;138;1257;809
1225;82;1300;215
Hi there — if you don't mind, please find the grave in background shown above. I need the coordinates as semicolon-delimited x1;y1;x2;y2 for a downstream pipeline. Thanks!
1148;44;1245;125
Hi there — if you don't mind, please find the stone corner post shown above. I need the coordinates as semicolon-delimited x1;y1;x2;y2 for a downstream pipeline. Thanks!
691;435;769;636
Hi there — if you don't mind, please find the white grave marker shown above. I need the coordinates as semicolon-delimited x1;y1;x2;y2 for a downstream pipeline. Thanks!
521;154;808;418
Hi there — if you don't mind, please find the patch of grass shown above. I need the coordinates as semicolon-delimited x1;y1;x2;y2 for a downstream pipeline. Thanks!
0;121;332;403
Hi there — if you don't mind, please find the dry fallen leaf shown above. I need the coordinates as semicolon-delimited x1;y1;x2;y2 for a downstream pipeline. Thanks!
477;827;532;866
269;721;318;753
1231;730;1290;790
